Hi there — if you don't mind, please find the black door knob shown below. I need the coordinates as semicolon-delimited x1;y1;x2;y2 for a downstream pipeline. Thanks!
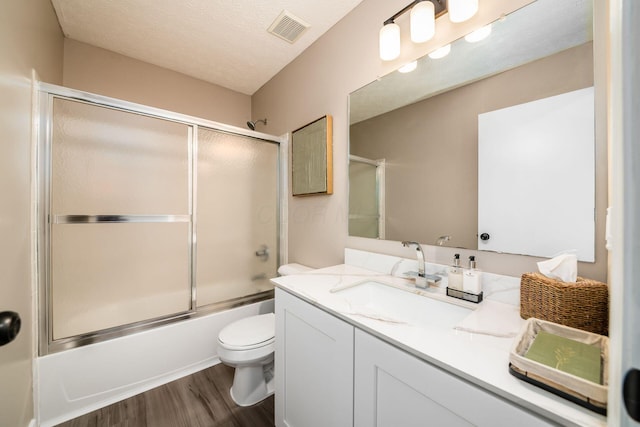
480;233;490;241
0;311;21;346
624;368;640;421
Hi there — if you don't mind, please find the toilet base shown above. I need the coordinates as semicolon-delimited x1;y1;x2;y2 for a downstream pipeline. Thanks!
229;362;274;407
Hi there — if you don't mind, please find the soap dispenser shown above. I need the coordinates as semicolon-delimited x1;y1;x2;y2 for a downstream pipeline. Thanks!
463;255;483;295
448;253;463;291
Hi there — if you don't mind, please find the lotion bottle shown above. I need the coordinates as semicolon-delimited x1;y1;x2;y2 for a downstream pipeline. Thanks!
448;253;463;290
463;255;483;295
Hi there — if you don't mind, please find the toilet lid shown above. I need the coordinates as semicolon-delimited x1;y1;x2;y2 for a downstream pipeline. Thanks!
219;313;275;348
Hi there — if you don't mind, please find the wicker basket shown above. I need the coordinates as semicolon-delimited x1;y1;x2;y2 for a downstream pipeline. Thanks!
520;272;609;336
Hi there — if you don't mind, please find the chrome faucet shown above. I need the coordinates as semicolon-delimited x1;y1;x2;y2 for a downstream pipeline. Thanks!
401;241;428;288
401;241;442;289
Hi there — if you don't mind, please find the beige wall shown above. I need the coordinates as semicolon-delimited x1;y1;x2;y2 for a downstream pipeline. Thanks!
253;0;608;283
351;43;594;251
0;0;63;425
63;39;251;128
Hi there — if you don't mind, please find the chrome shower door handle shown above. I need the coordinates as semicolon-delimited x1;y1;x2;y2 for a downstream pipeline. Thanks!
255;244;269;262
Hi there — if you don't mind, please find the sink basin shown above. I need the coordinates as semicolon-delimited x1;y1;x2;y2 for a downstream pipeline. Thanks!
334;281;471;329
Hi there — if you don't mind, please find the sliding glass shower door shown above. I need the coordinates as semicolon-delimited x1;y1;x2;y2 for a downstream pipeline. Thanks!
41;89;280;353
196;128;278;307
49;98;192;340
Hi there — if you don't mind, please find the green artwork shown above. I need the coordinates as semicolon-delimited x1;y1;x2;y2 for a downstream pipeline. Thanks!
525;331;602;384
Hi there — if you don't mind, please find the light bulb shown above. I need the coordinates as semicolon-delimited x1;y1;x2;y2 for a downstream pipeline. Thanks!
428;44;451;59
464;24;492;43
379;22;401;61
398;61;417;73
448;0;478;23
410;1;435;43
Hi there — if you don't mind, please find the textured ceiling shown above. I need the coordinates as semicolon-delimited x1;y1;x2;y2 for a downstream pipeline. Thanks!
51;0;363;95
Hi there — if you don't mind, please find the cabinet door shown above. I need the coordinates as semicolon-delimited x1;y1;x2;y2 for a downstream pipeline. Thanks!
275;288;354;427
354;330;554;427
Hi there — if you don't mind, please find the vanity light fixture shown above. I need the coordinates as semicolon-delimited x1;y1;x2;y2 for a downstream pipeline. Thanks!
410;1;435;43
448;0;479;23
379;0;478;61
379;20;401;61
464;24;492;42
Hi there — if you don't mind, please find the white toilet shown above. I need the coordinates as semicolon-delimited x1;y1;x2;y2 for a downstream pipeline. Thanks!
217;312;275;406
217;263;311;406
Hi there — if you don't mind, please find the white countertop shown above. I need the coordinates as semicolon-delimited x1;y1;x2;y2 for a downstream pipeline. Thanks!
271;262;607;427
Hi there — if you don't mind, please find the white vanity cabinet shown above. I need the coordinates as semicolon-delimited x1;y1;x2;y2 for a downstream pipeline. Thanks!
354;330;555;427
275;288;354;427
276;288;557;427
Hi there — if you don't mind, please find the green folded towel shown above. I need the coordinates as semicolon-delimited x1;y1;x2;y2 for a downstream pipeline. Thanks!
525;330;602;384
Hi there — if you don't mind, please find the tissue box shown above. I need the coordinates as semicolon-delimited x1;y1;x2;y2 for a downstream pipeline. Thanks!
509;318;608;415
520;273;609;336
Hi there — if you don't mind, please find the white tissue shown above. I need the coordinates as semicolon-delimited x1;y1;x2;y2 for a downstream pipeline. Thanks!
537;253;577;283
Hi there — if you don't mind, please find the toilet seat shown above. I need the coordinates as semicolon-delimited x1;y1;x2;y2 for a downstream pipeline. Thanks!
218;313;275;351
219;336;275;351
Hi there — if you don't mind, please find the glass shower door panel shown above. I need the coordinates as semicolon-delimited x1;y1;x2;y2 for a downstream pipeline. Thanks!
51;223;190;339
349;161;380;238
50;98;191;339
196;128;278;307
51;98;189;215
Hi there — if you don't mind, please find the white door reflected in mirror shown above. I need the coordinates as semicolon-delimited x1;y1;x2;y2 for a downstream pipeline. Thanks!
477;87;595;261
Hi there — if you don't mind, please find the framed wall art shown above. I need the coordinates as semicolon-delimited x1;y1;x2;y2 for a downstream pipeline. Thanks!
291;115;333;196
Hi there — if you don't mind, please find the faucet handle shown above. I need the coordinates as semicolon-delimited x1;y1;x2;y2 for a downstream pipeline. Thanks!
402;240;421;249
403;271;441;289
404;271;428;289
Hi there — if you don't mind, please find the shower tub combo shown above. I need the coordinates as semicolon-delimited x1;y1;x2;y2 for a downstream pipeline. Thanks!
34;84;286;426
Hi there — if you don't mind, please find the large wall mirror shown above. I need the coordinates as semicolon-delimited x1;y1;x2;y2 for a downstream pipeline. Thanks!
348;0;601;262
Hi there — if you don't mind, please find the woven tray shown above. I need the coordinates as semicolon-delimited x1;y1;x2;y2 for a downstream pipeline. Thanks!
509;318;608;415
520;272;608;336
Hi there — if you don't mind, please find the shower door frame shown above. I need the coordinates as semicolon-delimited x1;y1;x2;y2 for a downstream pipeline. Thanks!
348;154;386;239
36;83;288;355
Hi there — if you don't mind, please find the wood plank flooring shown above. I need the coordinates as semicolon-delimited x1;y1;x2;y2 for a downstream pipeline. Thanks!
56;363;274;427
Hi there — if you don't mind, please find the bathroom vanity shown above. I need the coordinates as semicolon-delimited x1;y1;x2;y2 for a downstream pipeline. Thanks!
272;249;606;427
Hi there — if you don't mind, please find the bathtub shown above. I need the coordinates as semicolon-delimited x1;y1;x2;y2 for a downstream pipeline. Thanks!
36;299;274;426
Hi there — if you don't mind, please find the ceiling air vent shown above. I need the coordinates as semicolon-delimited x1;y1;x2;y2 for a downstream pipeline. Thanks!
268;10;310;44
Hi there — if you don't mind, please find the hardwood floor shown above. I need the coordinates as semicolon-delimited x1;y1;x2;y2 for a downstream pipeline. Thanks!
56;363;274;427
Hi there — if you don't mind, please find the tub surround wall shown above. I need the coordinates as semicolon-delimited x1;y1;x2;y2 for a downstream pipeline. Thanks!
63;39;251;128
37;299;274;427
